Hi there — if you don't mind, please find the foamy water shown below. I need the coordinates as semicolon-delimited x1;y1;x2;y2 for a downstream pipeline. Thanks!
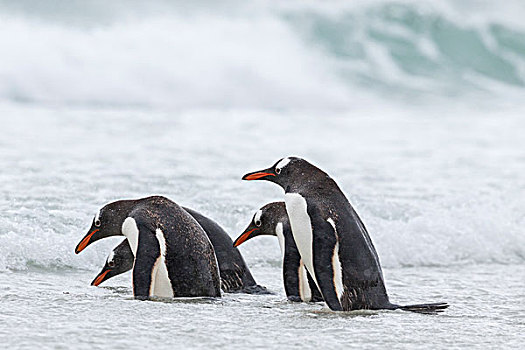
0;0;524;348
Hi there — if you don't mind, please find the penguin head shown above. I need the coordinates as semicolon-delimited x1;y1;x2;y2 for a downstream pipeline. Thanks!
75;200;135;254
242;157;322;190
233;202;288;247
91;239;134;286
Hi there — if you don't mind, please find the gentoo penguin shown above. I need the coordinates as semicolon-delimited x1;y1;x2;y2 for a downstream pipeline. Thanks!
91;206;268;294
75;196;221;299
233;202;323;302
243;157;448;313
91;239;133;287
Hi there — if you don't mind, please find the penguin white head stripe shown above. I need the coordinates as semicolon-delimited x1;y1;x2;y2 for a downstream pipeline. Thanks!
254;209;263;226
107;250;115;264
275;158;291;174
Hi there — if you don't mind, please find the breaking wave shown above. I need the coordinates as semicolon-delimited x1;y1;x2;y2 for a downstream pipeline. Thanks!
0;0;524;109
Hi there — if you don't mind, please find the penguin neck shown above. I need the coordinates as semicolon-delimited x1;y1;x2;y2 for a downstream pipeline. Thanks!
121;217;140;256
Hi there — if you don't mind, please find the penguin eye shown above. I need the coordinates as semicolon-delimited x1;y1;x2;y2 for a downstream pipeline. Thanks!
275;167;281;174
255;220;262;227
108;260;115;268
94;219;101;227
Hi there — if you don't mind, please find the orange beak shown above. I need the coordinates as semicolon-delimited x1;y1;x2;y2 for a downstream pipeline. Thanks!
233;228;258;247
242;172;275;181
92;269;111;286
75;229;99;254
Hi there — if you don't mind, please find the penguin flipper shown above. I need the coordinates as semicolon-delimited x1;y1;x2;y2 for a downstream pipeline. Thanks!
308;209;344;311
220;268;245;292
132;221;161;300
218;263;270;294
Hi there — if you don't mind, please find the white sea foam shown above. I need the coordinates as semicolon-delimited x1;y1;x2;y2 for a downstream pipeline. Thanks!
0;11;349;109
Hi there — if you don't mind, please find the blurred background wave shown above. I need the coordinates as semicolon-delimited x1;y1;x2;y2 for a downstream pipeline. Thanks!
1;0;524;109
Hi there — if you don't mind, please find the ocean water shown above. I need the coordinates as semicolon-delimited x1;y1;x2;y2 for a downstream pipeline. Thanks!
0;0;524;348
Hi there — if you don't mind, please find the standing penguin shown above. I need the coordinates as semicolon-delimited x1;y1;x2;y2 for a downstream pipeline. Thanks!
75;196;221;299
91;206;268;294
243;157;448;312
233;202;323;303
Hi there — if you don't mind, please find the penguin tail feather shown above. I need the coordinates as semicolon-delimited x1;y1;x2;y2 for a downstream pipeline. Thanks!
397;302;449;314
240;284;273;295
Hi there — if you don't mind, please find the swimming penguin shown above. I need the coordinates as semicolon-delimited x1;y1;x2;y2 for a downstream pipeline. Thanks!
75;196;221;299
91;239;133;287
91;206;268;294
233;202;323;303
242;157;448;313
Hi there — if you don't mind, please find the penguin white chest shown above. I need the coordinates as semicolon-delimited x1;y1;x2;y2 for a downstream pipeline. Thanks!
151;228;174;298
284;193;318;286
121;218;173;298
